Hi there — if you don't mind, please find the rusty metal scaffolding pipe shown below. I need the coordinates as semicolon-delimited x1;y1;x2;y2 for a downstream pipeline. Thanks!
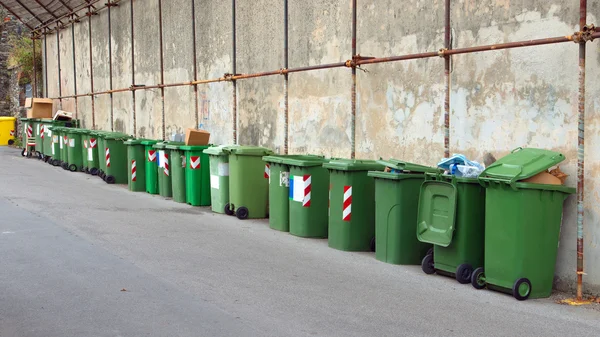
576;0;587;302
71;22;78;119
1;4;35;30
108;2;114;131
44;32;48;96
33;0;105;34
191;0;199;129
56;25;62;107
158;0;166;140
283;0;289;154
131;0;136;136
232;0;237;144
88;6;96;129
350;0;357;159
32;38;37;97
444;0;451;159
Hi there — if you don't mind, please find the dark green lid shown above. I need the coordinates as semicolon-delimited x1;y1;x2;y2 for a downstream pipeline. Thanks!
323;159;385;172
416;181;457;247
227;146;273;157
367;171;426;180
262;154;326;167
180;145;210;151
153;141;173;149
424;173;479;185
104;132;131;140
124;139;144;145
203;145;233;156
166;142;186;150
479;147;566;185
140;139;160;146
377;159;441;174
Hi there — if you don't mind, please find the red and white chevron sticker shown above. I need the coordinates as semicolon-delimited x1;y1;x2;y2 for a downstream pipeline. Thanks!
105;148;111;167
83;140;88;148
343;186;352;222
302;175;311;207
264;164;270;179
131;160;137;182
148;150;157;162
164;153;169;176
190;156;200;169
40;125;44;139
9;130;15;136
89;138;97;148
63;136;68;144
26;125;33;138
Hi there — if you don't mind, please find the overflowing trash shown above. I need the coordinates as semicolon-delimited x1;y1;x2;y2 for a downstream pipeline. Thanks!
437;154;485;178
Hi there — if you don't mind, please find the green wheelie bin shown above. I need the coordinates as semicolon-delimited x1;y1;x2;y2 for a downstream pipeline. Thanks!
368;160;439;265
167;143;187;203
417;174;486;283
47;125;61;166
103;133;131;184
204;145;235;213
31;119;43;159
142;140;160;194
88;130;105;177
79;129;91;173
325;159;385;251
40;119;55;164
262;155;328;235
58;127;70;170
473;148;575;300
226;146;274;219
181;145;211;206
124;139;149;192
65;129;85;172
153;141;183;198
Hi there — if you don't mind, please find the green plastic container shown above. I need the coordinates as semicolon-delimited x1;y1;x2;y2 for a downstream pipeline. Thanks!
262;155;329;236
103;133;131;184
40;119;55;160
46;125;61;165
65;129;84;172
226;146;274;219
368;160;439;264
124;139;149;192
153;141;184;198
204;145;235;213
474;148;575;300
58;127;70;169
32;119;43;156
19;118;31;151
167;143;187;203
180;145;211;206
325;159;385;251
79;129;90;173
86;131;100;175
416;174;486;282
141;140;160;194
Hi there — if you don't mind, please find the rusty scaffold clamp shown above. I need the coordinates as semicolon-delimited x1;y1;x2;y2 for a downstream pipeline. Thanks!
345;54;375;72
573;24;596;43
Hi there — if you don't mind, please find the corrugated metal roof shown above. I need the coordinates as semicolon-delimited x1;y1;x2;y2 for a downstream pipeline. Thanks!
0;0;84;32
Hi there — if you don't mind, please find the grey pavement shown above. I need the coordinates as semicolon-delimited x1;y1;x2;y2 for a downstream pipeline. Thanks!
0;146;599;337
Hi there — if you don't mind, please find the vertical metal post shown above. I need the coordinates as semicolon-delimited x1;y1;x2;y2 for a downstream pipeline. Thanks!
131;0;136;136
56;25;62;108
444;0;451;158
191;0;199;129
283;0;289;154
232;0;237;144
576;0;587;301
108;2;114;131
88;9;96;129
158;0;166;140
350;0;356;159
32;37;37;97
71;21;78;119
44;32;48;97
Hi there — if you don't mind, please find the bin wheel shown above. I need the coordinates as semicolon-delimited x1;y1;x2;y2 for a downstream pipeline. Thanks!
68;164;78;172
427;248;434;257
224;203;234;216
44;156;50;163
26;150;32;158
90;168;99;176
35;151;41;159
421;254;435;275
52;159;60;166
236;207;249;220
80;165;86;172
512;278;532;301
8;139;14;146
62;163;68;170
105;175;116;184
455;263;474;284
47;158;54;165
21;148;26;157
370;237;376;252
471;267;486;290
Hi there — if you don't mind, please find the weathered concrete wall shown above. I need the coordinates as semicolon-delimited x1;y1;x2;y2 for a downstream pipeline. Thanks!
43;0;600;295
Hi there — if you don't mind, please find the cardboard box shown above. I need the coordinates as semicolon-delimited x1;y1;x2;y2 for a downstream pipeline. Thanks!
26;98;54;119
185;128;210;146
53;110;74;121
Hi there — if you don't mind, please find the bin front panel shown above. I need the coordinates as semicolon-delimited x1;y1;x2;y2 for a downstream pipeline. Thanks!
171;149;187;203
289;165;330;238
33;121;43;152
87;136;99;169
184;148;210;206
42;123;53;156
145;145;159;194
104;139;128;184
127;144;147;192
229;154;269;219
67;133;83;167
208;154;230;213
267;162;290;231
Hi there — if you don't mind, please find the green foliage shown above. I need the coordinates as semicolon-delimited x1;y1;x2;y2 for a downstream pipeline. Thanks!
8;35;43;85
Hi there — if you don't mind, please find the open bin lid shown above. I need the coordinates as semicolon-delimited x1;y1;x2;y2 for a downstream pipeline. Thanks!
478;147;566;186
227;146;273;157
416;180;457;247
263;155;326;167
323;159;385;172
377;159;441;174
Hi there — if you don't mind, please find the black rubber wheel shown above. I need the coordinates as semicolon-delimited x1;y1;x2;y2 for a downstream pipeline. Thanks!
370;237;376;252
105;175;116;184
61;163;68;170
90;168;99;176
427;247;434;257
79;165;86;172
43;155;50;163
512;278;532;301
455;263;474;284
236;206;249;220
21;148;26;157
36;152;42;160
84;167;89;174
224;203;234;216
421;254;435;275
52;159;60;166
471;267;486;290
8;139;14;145
69;164;78;172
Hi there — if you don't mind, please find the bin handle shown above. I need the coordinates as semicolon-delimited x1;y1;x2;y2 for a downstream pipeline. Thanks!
477;176;520;191
511;147;523;153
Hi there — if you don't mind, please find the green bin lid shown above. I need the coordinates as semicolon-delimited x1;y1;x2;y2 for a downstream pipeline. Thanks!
104;132;131;140
203;145;236;156
227;146;273;156
140;139;160;146
479;147;566;185
416;180;457;247
262;154;326;167
323;159;385;172
180;145;211;151
124;139;149;145
367;171;426;180
377;159;441;174
166;142;186;150
153;141;182;149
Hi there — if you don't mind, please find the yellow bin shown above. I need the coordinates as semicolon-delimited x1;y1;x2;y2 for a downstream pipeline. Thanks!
0;117;16;146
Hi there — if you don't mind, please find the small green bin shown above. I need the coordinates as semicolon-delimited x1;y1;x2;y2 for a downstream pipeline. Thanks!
103;133;131;184
325;159;385;251
141;140;160;194
47;125;61;165
167;143;187;203
153;141;184;198
226;146;274;219
180;145;211;206
204;145;235;213
368;160;439;265
124;139;149;192
86;131;101;175
474;148;575;300
416;174;486;282
19;118;32;151
31;119;43;157
40;119;55;161
65;129;84;172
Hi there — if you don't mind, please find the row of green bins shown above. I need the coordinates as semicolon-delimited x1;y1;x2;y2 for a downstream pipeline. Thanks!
262;155;329;237
181;145;211;206
416;173;486;283
368;160;439;264
472;148;575;300
204;145;232;214
325;159;385;252
225;146;273;219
